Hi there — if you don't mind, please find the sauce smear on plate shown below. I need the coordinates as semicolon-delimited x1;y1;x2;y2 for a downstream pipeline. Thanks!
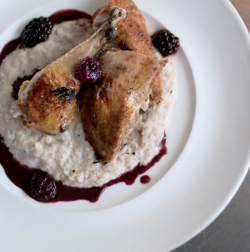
0;136;166;202
140;175;151;184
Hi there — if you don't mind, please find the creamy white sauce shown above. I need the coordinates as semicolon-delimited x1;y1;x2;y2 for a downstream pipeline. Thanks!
0;19;177;188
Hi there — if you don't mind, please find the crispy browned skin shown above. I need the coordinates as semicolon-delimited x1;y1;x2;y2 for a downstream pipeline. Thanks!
17;69;79;134
93;0;163;102
80;49;165;162
16;7;126;134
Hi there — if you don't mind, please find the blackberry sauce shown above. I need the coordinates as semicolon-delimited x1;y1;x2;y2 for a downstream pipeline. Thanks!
49;9;92;24
0;136;166;202
0;37;21;66
140;175;151;184
11;70;39;100
0;10;167;203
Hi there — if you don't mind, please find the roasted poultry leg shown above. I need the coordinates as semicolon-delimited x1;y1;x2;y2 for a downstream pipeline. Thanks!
16;7;126;135
80;48;166;162
93;0;164;102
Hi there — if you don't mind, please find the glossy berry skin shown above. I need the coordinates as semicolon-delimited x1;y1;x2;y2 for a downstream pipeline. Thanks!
152;29;180;57
30;171;57;201
21;17;54;48
75;57;103;84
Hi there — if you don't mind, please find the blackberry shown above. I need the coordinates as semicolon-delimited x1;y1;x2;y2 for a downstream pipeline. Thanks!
152;29;180;57
75;57;103;84
21;17;54;48
30;171;57;201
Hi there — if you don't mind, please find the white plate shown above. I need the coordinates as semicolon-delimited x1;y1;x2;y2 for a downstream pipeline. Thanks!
0;0;250;251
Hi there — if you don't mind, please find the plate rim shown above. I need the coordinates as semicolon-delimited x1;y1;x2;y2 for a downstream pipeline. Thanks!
0;0;250;251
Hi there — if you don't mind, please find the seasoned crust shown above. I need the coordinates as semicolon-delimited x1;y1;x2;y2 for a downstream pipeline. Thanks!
80;49;165;162
17;68;80;134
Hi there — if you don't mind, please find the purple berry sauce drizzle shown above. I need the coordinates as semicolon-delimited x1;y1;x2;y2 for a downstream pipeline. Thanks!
0;135;166;202
11;69;40;100
140;175;151;184
0;10;167;203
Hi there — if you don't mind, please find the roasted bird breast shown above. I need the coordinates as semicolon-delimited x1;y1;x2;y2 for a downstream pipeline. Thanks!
80;48;166;162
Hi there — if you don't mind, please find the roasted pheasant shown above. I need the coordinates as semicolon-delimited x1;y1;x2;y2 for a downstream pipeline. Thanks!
80;48;166;162
16;7;126;134
92;0;163;102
